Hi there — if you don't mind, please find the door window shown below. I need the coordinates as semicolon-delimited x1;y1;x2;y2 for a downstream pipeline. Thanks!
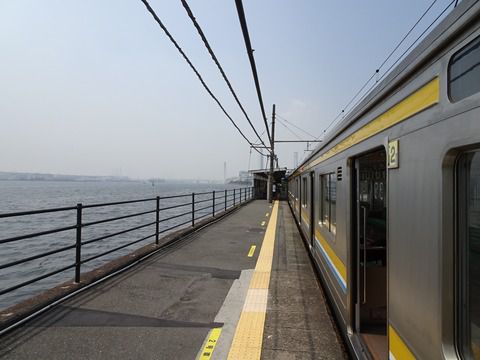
458;151;480;359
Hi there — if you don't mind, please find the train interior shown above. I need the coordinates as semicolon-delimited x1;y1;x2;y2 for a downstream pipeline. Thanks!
353;149;388;360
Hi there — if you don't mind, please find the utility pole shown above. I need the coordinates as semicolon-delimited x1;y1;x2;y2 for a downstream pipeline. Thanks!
267;104;276;203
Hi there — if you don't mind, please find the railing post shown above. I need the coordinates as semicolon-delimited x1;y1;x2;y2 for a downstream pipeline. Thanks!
212;190;215;217
75;203;82;283
192;193;195;227
233;189;236;206
225;189;227;211
244;187;247;202
240;188;242;204
155;196;160;245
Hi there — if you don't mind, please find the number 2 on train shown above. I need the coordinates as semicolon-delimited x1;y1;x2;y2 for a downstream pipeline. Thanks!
388;140;399;169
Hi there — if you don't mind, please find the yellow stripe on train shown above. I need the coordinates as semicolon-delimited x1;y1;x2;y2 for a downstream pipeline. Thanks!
299;211;347;286
315;229;347;284
294;77;439;175
389;325;416;360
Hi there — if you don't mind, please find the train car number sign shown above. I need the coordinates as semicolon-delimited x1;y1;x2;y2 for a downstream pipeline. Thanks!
388;140;399;169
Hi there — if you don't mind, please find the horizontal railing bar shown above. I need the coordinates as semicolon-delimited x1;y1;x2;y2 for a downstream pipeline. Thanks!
0;263;76;297
81;221;157;246
0;188;251;218
83;197;156;209
82;209;156;227
0;206;77;219
194;191;214;195
158;219;191;234
0;244;77;270
195;204;213;213
194;213;211;222
157;193;192;200
158;211;191;224
194;198;213;205
0;224;77;245
159;202;191;211
81;233;156;264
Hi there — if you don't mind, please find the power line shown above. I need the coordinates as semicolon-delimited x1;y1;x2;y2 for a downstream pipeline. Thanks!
319;0;451;137
276;118;303;140
276;114;318;139
235;0;272;147
378;0;439;71
377;0;455;84
342;0;456;123
139;0;266;157
180;0;270;153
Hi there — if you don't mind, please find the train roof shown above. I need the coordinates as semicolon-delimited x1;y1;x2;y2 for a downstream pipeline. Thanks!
291;0;480;177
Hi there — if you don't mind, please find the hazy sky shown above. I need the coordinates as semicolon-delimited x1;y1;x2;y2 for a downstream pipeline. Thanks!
0;1;454;180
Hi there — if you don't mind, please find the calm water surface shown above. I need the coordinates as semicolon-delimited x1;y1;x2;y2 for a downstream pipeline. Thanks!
0;180;241;310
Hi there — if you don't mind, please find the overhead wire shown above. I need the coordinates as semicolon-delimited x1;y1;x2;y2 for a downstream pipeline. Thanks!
276;118;303;140
234;0;272;147
340;0;456;124
319;0;451;138
377;0;439;70
276;114;319;139
138;0;267;157
179;0;270;153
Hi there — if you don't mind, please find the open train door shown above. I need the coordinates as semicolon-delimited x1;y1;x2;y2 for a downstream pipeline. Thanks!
352;148;388;360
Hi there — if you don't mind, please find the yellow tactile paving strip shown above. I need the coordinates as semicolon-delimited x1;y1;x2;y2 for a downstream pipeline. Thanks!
227;201;279;360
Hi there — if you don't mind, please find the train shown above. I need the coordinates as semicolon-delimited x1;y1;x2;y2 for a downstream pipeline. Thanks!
287;0;480;359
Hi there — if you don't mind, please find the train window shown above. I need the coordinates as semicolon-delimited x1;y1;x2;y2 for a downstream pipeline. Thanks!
331;175;337;234
449;35;480;102
321;175;329;226
319;173;336;234
457;151;480;359
296;178;299;199
302;177;307;206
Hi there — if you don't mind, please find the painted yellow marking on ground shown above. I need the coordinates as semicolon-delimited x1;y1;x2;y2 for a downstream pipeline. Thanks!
227;201;279;360
247;245;256;257
199;328;222;360
260;221;266;226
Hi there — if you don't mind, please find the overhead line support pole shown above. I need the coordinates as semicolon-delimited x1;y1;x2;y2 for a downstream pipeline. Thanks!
268;104;276;203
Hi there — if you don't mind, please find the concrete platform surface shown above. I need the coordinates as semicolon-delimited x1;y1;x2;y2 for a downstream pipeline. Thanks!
0;201;347;360
261;202;347;359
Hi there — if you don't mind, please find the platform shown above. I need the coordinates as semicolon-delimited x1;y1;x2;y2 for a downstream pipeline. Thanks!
0;201;347;360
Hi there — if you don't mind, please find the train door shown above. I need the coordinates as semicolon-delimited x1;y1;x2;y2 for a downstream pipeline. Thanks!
353;149;388;360
310;171;315;247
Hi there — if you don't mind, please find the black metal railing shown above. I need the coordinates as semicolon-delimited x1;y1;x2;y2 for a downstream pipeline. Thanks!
0;186;254;305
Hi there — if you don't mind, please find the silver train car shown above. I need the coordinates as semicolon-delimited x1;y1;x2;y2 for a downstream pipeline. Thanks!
287;1;480;359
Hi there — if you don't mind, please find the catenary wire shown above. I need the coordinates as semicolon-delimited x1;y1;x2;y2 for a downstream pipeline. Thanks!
276;118;303;140
139;0;267;157
276;114;319;139
235;0;272;147
319;0;449;137
341;0;456;123
180;0;270;153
